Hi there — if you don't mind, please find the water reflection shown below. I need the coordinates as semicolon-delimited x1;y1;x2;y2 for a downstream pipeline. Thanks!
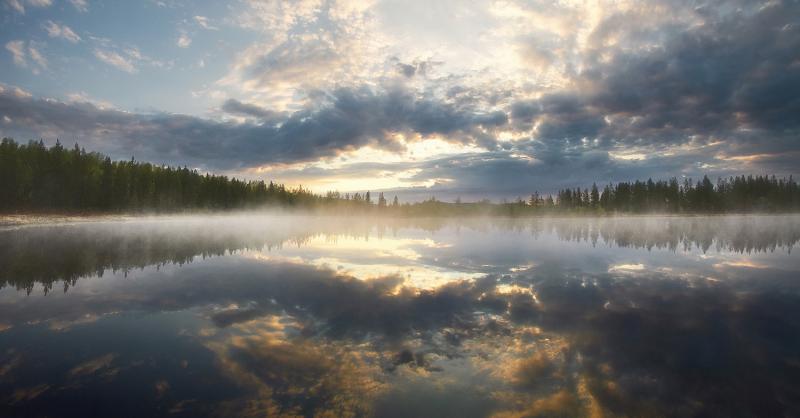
0;215;799;417
2;215;797;292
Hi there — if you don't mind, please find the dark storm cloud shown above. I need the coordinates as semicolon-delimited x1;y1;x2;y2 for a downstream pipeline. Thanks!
0;86;506;170
591;6;800;138
298;0;800;196
220;98;284;122
511;0;800;145
388;0;799;196
509;100;539;131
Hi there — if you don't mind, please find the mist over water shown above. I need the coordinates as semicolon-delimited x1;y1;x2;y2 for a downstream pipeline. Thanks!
1;214;799;417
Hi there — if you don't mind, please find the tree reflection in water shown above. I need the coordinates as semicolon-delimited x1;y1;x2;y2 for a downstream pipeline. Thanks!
0;215;798;417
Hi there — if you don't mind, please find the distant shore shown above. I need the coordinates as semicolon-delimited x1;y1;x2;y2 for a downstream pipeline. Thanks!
3;139;799;217
3;210;799;228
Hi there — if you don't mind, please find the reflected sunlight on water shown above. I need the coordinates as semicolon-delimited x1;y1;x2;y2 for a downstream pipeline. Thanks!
0;215;799;417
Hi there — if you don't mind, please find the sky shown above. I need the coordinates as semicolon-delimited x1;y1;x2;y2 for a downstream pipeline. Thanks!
0;0;798;201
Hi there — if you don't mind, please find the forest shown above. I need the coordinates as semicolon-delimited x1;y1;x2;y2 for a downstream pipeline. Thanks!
0;138;323;211
1;138;799;215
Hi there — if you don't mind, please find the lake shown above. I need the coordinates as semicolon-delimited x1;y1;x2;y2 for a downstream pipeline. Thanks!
1;214;799;417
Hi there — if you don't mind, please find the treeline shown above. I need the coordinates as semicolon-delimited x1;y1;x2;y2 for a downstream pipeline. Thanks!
385;175;800;216
1;138;799;214
0;138;325;211
542;176;800;213
374;175;800;216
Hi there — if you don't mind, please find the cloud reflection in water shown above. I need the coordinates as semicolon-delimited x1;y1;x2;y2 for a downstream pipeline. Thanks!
0;215;798;417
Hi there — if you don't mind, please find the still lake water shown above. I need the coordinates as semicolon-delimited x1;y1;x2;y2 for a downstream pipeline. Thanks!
0;214;799;417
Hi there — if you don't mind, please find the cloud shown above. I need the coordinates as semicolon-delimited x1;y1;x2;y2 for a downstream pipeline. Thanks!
176;31;191;48
510;1;800;156
372;137;794;201
69;0;87;12
222;37;345;94
5;41;26;67
26;44;47;70
391;58;441;79
2;0;799;197
0;84;508;170
5;0;24;13
375;151;622;201
406;0;800;196
193;15;217;30
43;21;81;43
221;98;283;122
93;49;137;73
90;42;167;73
4;0;51;13
220;0;383;105
234;0;326;35
5;41;47;74
66;91;115;109
508;0;800;146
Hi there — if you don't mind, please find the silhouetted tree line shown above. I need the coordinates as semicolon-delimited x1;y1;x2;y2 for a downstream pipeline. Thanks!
0;138;324;211
370;175;799;216
381;174;800;215
2;138;798;214
544;176;800;213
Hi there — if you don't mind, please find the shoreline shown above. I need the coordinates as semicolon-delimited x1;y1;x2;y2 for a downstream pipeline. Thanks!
3;211;799;227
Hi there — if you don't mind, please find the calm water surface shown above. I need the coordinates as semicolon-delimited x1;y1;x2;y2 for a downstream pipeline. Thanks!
1;215;799;417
